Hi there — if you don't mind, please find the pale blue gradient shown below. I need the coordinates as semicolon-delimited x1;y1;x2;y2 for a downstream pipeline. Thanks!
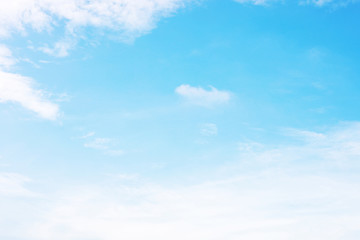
0;1;360;239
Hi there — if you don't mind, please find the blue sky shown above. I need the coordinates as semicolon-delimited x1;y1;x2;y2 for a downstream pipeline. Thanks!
1;0;360;239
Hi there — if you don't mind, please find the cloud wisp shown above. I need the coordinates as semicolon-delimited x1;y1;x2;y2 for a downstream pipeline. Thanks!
83;134;124;156
3;170;360;239
0;0;193;48
235;0;359;7
1;122;359;239
175;84;231;107
236;122;360;169
0;47;59;120
0;0;194;119
0;172;35;197
0;45;16;69
234;0;275;5
0;71;59;120
200;123;218;136
299;0;358;7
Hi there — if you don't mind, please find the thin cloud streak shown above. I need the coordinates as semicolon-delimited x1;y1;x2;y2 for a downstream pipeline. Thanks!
84;137;125;156
0;71;59;120
0;0;194;46
176;84;231;107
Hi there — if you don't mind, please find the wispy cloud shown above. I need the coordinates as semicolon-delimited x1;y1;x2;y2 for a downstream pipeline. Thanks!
0;0;194;119
84;136;124;156
1;122;360;239
200;123;218;136
79;132;96;139
0;71;59;120
175;84;231;107
0;0;193;52
38;38;76;58
84;138;113;150
299;0;358;7
0;172;35;197
0;41;59;120
236;122;360;168
0;45;16;69
234;0;276;5
235;0;359;7
10;171;360;240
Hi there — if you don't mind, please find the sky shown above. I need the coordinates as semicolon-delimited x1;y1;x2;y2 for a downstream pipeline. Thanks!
1;0;360;239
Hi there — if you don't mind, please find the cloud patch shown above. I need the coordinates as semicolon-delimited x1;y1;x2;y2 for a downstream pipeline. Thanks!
234;0;274;5
2;123;360;239
300;0;353;7
0;42;59;120
0;71;59;120
84;136;124;156
0;0;194;119
0;0;193;44
38;38;76;58
0;45;16;69
0;172;35;197
200;123;218;136
235;0;359;7
175;84;231;107
7;171;360;240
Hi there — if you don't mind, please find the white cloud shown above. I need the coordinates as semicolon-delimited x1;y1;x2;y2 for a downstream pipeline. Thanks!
299;0;353;6
238;141;263;152
234;0;274;5
38;38;76;57
80;131;96;139
0;0;193;45
8;172;360;240
0;0;51;38
0;42;59;120
175;84;231;107
235;0;358;7
0;0;193;118
299;0;328;6
2;123;360;239
0;172;35;197
0;71;59;120
84;137;112;150
0;45;16;69
236;122;360;170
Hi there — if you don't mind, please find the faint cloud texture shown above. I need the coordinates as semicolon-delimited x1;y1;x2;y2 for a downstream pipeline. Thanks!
176;84;231;107
0;71;59;120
